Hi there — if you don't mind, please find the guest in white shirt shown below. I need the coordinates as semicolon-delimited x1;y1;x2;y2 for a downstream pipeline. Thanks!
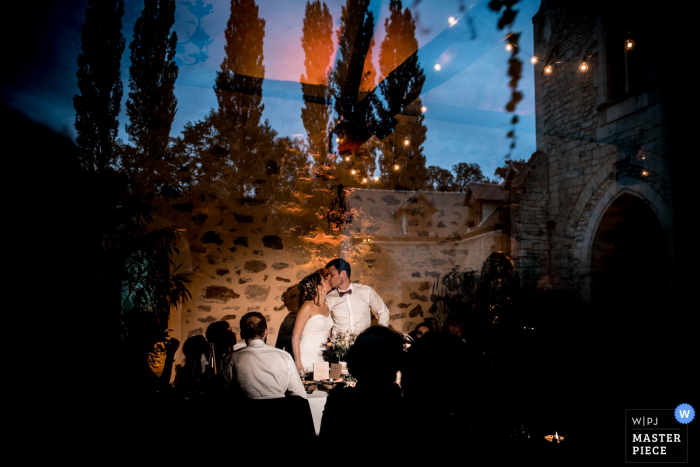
324;258;390;335
221;312;307;399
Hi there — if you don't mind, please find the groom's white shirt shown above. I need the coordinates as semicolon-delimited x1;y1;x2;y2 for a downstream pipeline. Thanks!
325;283;390;334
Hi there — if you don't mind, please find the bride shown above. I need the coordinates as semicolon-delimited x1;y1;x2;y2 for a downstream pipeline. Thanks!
292;269;334;374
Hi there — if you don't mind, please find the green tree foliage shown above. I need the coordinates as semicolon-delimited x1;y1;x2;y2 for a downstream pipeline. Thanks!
330;0;378;157
300;1;334;163
298;2;341;230
427;166;455;191
124;0;179;190
73;0;125;173
212;0;268;196
494;164;509;180
376;0;428;191
113;186;191;344
453;162;487;191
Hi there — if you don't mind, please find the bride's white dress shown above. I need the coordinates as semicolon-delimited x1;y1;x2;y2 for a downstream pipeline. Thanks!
300;312;334;373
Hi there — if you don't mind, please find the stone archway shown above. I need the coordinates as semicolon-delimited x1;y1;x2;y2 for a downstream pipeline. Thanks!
588;192;670;319
568;169;674;301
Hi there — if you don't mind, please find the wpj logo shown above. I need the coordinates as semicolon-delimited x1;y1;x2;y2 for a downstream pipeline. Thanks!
625;405;693;463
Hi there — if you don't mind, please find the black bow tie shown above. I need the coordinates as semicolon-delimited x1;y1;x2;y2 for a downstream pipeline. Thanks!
339;289;352;297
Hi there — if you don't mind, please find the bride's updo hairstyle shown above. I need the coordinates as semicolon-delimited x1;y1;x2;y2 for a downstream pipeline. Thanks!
298;268;328;308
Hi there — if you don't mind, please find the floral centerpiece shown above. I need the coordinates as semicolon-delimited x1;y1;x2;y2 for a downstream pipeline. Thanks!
329;330;357;362
329;330;358;385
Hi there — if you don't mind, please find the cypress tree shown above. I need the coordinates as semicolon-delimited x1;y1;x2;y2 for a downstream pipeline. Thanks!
376;0;428;191
330;0;378;160
300;1;334;164
73;0;125;173
213;0;266;195
125;0;179;171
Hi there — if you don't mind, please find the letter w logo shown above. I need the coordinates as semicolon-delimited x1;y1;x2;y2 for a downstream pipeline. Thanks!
680;410;690;418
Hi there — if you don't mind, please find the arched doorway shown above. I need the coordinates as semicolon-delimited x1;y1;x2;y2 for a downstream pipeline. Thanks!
590;193;670;325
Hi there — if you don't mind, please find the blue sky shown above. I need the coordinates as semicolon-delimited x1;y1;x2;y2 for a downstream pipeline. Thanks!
2;0;541;179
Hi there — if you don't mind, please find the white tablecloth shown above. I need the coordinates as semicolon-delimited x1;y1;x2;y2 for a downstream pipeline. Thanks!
307;390;328;435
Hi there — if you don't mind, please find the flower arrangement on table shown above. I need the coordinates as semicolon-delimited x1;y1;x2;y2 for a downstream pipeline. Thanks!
329;330;357;362
328;330;359;386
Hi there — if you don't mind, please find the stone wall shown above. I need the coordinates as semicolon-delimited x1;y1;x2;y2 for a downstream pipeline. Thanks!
161;188;506;371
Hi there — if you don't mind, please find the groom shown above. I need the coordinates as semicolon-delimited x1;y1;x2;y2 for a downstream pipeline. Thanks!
324;258;390;335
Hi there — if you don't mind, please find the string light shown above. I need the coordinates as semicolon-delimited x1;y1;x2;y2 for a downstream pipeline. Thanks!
403;139;410;146
434;64;441;71
421;106;427;113
394;164;399;170
448;17;456;25
579;61;588;72
335;137;340;142
641;170;649;177
625;39;635;51
530;56;538;64
373;176;379;181
505;43;513;52
351;169;356;175
544;65;553;75
362;177;367;183
345;156;350;161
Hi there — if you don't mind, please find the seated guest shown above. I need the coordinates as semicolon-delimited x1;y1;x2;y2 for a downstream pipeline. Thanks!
444;313;466;342
416;322;431;339
320;326;405;459
173;334;209;394
402;332;473;461
408;321;432;341
205;320;237;374
221;312;307;399
119;311;180;400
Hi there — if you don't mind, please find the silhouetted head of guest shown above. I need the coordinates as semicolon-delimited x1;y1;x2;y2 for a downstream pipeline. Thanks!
182;335;209;365
402;332;468;414
206;320;236;356
240;312;268;342
444;313;464;339
415;322;432;339
347;325;404;386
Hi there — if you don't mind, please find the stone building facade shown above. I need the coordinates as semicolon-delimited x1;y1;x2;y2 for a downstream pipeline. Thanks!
508;1;675;303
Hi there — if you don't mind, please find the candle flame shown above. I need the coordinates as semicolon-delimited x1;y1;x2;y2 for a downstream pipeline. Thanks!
555;432;559;440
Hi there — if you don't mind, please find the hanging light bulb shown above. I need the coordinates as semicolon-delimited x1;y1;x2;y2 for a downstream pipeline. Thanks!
625;39;635;51
421;105;427;113
335;137;340;142
641;170;649;177
403;139;410;146
544;65;553;75
579;61;588;72
448;17;457;25
530;56;538;64
374;176;379;181
345;156;350;161
505;43;513;52
394;164;400;170
351;169;356;175
362;177;367;183
434;64;441;71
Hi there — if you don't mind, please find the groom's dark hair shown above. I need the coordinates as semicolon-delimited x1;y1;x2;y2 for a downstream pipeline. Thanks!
325;258;351;279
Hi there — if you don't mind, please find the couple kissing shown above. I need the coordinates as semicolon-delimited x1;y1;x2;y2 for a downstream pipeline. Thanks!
291;258;390;374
